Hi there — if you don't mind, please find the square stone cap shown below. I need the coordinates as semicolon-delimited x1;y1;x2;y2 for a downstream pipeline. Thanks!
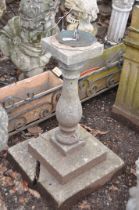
42;35;104;66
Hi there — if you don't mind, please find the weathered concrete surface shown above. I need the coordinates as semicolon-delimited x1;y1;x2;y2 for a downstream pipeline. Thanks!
28;126;107;184
0;105;8;152
42;35;103;149
7;33;124;209
51;132;85;156
112;5;139;129
8;127;124;209
42;36;104;66
8;27;124;210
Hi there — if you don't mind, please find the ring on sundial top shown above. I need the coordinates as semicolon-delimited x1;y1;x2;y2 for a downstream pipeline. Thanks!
56;30;97;47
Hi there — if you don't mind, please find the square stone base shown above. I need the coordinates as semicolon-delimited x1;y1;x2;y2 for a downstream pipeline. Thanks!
28;126;107;184
8;127;124;209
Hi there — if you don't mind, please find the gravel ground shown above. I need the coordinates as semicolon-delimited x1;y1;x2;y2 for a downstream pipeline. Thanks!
0;88;139;210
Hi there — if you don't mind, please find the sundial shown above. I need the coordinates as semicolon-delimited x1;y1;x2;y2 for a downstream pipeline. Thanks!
8;25;124;210
56;30;97;47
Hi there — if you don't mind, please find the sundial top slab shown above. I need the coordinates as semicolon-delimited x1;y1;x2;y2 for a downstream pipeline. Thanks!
42;35;104;66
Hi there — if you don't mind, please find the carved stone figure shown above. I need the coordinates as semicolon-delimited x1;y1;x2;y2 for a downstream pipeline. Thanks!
126;159;139;210
0;0;6;18
64;0;99;35
0;105;8;152
0;0;59;78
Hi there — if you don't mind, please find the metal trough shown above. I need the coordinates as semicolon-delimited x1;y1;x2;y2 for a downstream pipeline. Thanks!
0;71;63;135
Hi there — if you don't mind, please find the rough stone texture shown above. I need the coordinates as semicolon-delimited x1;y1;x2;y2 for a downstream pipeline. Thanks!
0;0;59;78
7;25;124;210
8;128;124;208
42;36;104;66
106;0;134;44
28;126;107;184
28;34;124;208
64;0;99;35
0;0;6;19
51;133;85;156
42;36;103;148
54;68;83;146
0;105;8;152
126;158;139;210
112;5;139;128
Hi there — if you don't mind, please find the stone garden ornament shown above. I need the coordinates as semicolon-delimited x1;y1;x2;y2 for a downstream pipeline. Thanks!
0;0;6;18
64;0;99;35
107;0;134;44
0;105;8;152
8;23;124;208
0;0;59;79
126;158;139;210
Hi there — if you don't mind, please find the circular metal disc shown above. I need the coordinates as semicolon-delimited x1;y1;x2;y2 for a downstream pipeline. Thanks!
56;30;96;47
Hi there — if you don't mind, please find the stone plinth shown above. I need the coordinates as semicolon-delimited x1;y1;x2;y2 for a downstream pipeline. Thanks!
9;126;124;208
28;126;107;184
8;34;124;209
112;6;139;128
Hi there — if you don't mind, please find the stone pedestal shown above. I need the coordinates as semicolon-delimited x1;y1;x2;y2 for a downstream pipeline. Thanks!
112;5;139;128
107;0;134;44
8;35;124;209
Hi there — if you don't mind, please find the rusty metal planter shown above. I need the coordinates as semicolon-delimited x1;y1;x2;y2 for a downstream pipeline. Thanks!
0;71;63;135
